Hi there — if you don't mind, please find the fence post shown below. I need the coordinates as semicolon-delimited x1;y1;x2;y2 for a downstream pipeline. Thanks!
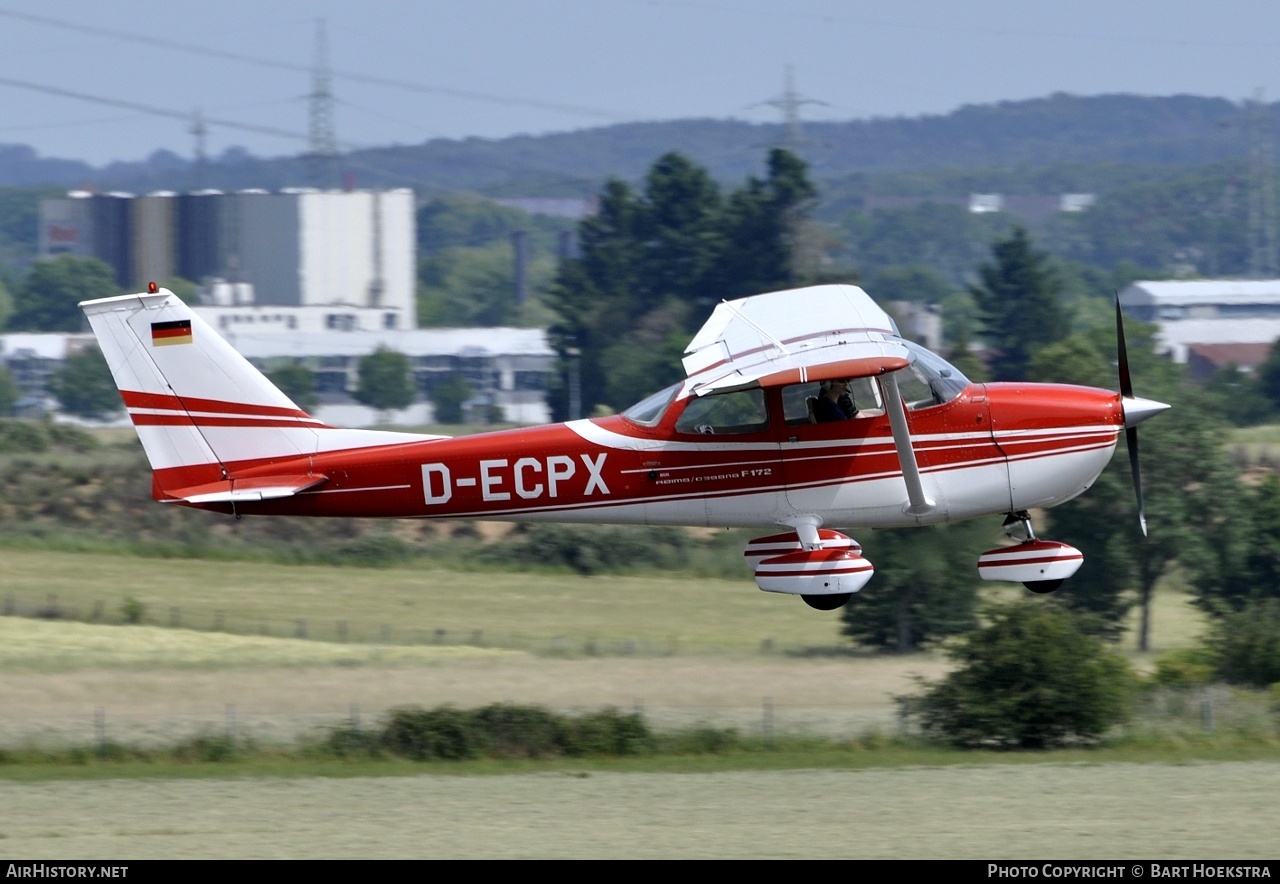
94;707;106;758
1201;690;1214;734
763;696;775;749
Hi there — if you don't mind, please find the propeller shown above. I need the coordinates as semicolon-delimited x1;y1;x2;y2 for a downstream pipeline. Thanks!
1115;294;1171;536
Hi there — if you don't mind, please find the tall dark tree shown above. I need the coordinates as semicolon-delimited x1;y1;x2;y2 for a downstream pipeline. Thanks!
840;521;988;653
0;365;18;416
548;149;816;418
1188;475;1280;618
713;148;816;299
969;228;1067;381
1255;338;1280;414
11;255;118;332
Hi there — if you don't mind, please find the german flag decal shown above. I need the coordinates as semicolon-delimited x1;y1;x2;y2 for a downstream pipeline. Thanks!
151;319;193;347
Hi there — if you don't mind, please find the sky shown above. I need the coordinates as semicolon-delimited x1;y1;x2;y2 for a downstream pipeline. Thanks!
2;0;1280;166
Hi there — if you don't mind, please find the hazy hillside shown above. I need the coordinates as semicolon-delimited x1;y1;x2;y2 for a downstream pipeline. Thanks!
0;93;1251;196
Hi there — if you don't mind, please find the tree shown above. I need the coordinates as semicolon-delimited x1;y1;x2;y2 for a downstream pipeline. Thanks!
354;347;415;418
1207;599;1280;687
417;242;556;328
867;264;955;305
0;277;12;331
1045;340;1240;650
0;365;18;416
11;255;118;331
1255;338;1280;414
429;376;471;424
48;345;121;420
548;149;817;418
1188;475;1280;617
712;148;816;298
910;603;1135;749
840;521;987;653
266;363;319;413
969;228;1067;381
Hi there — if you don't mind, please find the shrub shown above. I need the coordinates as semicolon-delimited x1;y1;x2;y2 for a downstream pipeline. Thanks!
375;704;657;761
382;706;477;760
488;524;692;575
470;704;564;759
1149;647;1217;689
910;603;1136;749
120;597;145;624
44;423;99;452
0;420;49;454
1209;599;1280;688
563;708;655;756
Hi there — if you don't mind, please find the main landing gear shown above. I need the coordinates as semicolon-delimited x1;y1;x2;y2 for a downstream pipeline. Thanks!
976;512;1084;594
801;593;853;611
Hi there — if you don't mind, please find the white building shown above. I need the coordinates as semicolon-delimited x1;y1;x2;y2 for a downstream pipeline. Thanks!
40;188;417;333
216;326;555;426
1118;279;1280;366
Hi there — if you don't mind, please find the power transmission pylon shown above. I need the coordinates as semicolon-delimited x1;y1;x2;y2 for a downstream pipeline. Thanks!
754;64;828;155
307;17;339;188
190;107;207;186
1248;89;1277;277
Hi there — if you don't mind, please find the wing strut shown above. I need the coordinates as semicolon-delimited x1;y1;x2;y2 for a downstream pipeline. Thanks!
877;371;935;516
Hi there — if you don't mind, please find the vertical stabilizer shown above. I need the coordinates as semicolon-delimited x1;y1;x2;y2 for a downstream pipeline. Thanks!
81;289;324;492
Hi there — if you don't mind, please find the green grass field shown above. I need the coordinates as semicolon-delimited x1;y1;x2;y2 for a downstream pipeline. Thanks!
3;763;1279;858
0;546;1272;859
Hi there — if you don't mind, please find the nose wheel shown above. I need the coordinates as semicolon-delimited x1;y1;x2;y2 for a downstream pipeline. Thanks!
977;513;1084;593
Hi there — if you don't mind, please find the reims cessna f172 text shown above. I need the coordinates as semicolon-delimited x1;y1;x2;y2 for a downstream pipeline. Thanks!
81;283;1169;610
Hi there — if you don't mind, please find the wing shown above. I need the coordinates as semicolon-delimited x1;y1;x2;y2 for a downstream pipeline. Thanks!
683;284;936;517
682;284;910;395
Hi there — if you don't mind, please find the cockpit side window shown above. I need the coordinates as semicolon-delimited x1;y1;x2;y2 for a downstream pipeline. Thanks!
674;388;769;435
899;341;971;411
622;383;681;427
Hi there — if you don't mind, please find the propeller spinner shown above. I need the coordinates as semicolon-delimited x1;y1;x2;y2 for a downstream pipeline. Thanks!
1115;294;1171;536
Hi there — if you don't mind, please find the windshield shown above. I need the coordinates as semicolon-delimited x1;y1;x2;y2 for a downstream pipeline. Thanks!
897;341;971;411
622;383;681;426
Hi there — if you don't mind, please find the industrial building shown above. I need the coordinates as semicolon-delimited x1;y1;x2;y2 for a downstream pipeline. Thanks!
39;188;417;332
1119;279;1280;375
219;326;555;426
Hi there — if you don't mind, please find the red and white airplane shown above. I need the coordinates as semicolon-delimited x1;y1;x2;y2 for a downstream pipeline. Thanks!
80;283;1168;610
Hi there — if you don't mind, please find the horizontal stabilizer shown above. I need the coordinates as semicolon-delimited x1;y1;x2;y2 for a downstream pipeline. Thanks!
165;473;328;504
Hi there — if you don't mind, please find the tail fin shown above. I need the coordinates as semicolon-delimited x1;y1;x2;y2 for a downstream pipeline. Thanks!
80;288;438;502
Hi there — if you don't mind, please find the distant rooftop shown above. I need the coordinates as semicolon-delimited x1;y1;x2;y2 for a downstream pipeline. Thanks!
1120;279;1280;307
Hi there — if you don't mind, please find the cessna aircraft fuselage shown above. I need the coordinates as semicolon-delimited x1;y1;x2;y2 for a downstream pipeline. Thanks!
83;283;1165;608
161;381;1121;532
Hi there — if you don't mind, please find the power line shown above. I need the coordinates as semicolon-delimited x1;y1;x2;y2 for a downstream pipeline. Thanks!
0;75;310;144
0;7;620;121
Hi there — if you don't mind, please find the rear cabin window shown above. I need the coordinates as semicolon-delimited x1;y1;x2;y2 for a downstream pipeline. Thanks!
674;388;769;435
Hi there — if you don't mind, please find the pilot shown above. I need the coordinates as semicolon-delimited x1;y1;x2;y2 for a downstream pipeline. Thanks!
813;378;856;422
